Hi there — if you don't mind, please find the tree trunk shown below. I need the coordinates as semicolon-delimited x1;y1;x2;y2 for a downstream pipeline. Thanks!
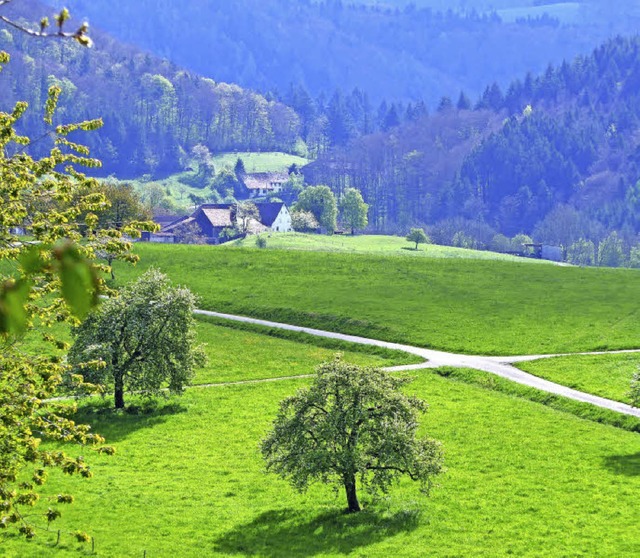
344;474;361;513
114;374;125;409
415;241;418;250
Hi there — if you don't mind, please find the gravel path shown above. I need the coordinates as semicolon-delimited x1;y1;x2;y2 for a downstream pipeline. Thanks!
196;309;640;418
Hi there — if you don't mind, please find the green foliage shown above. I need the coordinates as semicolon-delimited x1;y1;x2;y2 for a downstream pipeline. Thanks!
290;210;320;233
339;187;369;234
255;235;267;249
69;269;206;409
5;368;640;556
94;182;151;229
567;238;595;266
0;67;133;536
262;357;444;512
295;185;338;233
406;227;429;250
598;231;626;267
211;168;241;199
236;201;260;234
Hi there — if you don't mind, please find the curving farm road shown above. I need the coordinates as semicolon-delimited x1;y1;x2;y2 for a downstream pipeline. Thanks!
195;309;640;418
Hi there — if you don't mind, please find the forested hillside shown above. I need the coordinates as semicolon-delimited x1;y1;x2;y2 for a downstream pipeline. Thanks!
0;0;302;176
59;0;638;105
306;36;640;250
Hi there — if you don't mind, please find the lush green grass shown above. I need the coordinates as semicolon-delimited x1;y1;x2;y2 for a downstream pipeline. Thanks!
4;370;640;557
211;152;309;173
192;317;420;385
231;232;546;263
434;366;640;432
116;243;640;355
516;353;640;404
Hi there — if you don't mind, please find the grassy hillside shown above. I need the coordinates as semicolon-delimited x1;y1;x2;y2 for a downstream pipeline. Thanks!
211;152;309;173
517;353;640;404
4;370;640;557
232;233;547;263
123;152;307;212
114;243;640;355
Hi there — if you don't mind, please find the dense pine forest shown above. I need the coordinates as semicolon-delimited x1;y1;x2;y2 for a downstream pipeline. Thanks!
308;36;640;250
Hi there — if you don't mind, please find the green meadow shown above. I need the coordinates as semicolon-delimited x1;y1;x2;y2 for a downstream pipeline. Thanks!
232;232;543;263
191;317;419;384
4;369;640;557
210;152;309;173
5;241;640;556
517;352;640;404
114;243;640;356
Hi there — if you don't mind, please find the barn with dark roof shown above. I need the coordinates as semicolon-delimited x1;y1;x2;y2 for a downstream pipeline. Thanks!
153;202;292;243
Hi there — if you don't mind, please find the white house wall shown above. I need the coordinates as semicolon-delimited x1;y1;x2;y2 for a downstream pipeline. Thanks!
271;207;293;232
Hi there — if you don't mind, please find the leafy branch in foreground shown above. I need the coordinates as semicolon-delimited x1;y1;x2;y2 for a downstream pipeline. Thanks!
261;357;444;513
0;1;92;47
0;50;154;537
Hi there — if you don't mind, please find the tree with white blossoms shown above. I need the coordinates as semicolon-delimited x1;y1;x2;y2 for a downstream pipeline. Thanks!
69;269;207;409
261;357;444;513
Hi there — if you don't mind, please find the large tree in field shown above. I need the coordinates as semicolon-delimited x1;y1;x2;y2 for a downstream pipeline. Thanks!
69;269;206;409
339;187;368;234
294;185;338;233
261;357;444;513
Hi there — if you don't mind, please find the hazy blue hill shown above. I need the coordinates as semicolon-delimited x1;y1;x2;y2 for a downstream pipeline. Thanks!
59;0;638;105
0;0;302;176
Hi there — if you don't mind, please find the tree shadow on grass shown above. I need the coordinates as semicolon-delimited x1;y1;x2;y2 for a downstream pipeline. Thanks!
213;506;422;557
71;398;188;443
603;452;640;476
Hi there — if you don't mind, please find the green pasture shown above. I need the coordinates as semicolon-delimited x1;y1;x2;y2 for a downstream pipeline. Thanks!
231;232;544;263
211;152;309;173
115;243;640;355
192;317;419;384
4;370;640;557
517;352;640;404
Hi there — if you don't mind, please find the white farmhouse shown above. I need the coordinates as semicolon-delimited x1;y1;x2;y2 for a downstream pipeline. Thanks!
256;202;293;232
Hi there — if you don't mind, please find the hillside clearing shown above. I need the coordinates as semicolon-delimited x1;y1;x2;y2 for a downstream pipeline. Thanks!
229;233;548;263
115;243;640;355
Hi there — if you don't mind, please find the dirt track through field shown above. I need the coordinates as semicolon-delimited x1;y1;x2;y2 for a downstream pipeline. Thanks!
195;309;640;418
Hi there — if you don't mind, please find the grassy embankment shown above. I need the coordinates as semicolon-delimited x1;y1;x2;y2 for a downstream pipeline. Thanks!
515;352;640;404
114;242;640;356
